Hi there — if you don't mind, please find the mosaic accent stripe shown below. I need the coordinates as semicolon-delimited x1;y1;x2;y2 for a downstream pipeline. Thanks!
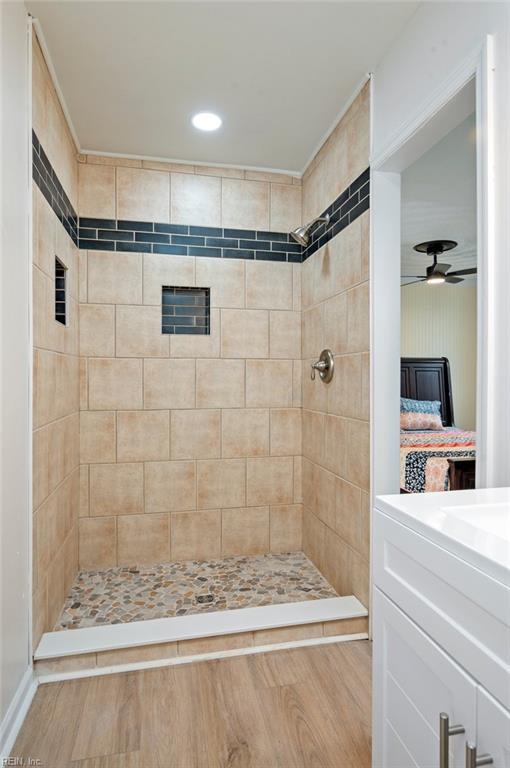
32;131;370;262
78;219;302;262
301;167;370;261
32;131;78;245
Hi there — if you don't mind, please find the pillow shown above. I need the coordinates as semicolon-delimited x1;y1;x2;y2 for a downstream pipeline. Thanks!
400;397;444;431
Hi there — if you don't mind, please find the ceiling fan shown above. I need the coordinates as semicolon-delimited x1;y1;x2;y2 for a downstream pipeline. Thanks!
402;240;477;286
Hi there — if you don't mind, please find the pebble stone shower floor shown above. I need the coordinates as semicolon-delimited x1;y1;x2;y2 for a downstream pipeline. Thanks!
55;551;338;630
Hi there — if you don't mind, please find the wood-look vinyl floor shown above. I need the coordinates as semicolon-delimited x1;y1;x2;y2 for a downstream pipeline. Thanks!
13;641;372;767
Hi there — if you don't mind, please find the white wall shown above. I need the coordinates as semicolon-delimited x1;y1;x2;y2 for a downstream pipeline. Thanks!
401;283;477;430
0;0;32;748
372;1;510;486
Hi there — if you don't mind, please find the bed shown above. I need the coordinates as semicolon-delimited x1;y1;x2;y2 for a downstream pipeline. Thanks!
400;357;476;493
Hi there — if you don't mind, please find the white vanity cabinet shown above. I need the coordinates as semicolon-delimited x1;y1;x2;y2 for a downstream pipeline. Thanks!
372;489;510;768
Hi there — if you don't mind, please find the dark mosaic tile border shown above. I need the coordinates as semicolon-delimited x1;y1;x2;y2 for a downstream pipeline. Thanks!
78;218;303;262
162;286;210;335
32;131;78;245
32;131;369;263
301;167;370;261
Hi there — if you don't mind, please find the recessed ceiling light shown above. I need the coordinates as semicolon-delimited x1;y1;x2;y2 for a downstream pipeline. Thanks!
191;112;222;131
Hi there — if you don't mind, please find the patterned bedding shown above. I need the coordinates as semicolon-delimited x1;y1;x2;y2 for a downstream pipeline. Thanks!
400;428;476;493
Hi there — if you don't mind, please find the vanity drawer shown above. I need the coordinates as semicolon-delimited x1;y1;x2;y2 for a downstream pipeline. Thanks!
373;509;510;710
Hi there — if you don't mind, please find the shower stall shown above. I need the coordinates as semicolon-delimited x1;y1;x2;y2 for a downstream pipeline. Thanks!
32;29;371;672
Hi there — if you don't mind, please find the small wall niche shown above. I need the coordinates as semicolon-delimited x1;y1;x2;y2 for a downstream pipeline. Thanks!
161;286;210;335
55;256;67;325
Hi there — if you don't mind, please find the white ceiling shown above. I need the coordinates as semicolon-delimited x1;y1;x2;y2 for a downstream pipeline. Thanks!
28;1;418;173
401;112;477;283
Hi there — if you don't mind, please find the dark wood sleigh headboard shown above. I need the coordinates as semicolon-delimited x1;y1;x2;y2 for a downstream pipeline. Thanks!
401;357;454;427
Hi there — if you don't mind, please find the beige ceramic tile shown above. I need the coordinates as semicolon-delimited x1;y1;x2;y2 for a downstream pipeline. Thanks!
144;358;195;409
36;653;97;675
292;360;302;408
270;408;302;456
145;460;196;513
34;187;56;277
253;623;323;645
347;281;369;353
246;170;293;184
79;516;116;569
245;360;293;408
331;217;362;294
302;304;324;359
196;359;245;408
88;358;143;410
79;465;89;517
269;311;301;359
179;632;253;656
96;642;178;667
117;513;170;565
292;263;301;311
116;167;170;223
116;306;170;357
270;183;302;232
79;358;88;410
246;457;294;506
301;409;325;466
195;257;245;309
220;309;269;358
323;616;368;637
327;354;362;419
323;292;348;356
344;419;370;490
171;409;220;459
245;261;293;310
171;510;221;561
80;411;116;464
323;414;347;477
117;411;170;462
361;352;370;421
79;304;115;357
170;173;221;226
334;476;363;551
293;456;303;503
270;504;302;553
33;426;49;511
222;178;269;230
197;459;246;509
170;308;220;358
142;253;195;305
88;251;142;305
89;463;144;516
78;163;115;219
360;210;370;282
78;250;87;303
193;165;244;179
221;409;269;458
312;242;336;304
221;507;269;556
87;155;141;168
302;358;328;413
142;159;190;173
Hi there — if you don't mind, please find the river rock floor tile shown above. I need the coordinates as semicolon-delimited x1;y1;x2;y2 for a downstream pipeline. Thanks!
55;551;338;630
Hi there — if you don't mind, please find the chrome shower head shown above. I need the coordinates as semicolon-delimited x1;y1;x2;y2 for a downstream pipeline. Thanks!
290;214;330;246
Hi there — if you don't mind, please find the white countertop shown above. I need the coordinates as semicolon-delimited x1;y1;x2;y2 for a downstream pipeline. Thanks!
375;487;510;585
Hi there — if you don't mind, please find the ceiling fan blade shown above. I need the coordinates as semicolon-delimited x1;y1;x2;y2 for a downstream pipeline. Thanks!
447;267;477;277
401;275;426;279
445;276;463;284
401;278;426;286
434;263;451;272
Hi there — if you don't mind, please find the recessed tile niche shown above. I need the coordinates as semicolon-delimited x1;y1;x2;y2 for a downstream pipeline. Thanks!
161;286;211;335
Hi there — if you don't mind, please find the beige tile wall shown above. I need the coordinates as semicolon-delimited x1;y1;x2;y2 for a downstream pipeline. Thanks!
32;35;80;645
77;155;302;232
78;251;303;567
301;84;371;608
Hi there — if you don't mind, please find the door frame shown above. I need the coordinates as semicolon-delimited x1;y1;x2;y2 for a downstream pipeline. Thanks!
370;37;495;504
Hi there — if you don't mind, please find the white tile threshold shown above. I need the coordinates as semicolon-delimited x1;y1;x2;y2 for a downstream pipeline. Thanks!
35;595;367;660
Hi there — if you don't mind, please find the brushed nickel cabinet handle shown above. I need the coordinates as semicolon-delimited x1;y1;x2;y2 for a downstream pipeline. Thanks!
466;742;493;767
440;713;466;768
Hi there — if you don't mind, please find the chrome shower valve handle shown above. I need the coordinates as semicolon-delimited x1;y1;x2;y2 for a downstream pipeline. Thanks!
310;349;334;383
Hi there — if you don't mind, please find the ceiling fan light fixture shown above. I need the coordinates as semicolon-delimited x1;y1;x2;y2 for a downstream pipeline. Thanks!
426;274;446;285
